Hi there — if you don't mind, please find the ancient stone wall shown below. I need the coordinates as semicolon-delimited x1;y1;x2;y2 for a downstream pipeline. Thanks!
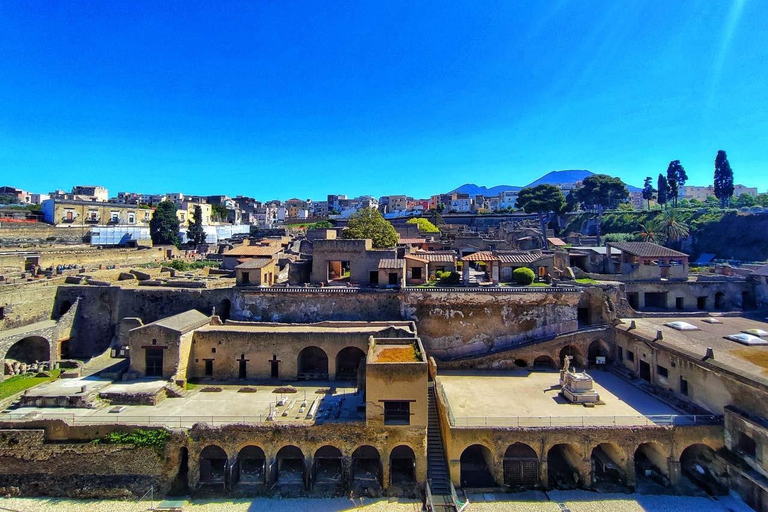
0;282;60;330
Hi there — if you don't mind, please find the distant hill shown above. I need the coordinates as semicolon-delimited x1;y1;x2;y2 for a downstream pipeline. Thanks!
448;170;639;196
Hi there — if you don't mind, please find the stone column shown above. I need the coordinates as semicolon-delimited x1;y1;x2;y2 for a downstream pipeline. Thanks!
265;457;275;487
381;457;390;489
305;456;313;490
462;260;470;285
539;457;549;489
668;458;681;487
491;262;499;285
625;448;636;489
449;459;461;487
342;457;352;490
579;457;592;488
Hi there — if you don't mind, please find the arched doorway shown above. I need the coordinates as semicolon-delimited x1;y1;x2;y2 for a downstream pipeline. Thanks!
335;347;366;381
680;444;727;495
533;356;557;369
559;345;583;368
218;299;231;322
514;359;528;368
591;443;625;487
587;340;611;366
351;445;382;492
312;445;343;492
199;445;228;488
297;346;329;380
547;444;581;489
390;445;416;485
236;445;266;486
503;443;538;488
275;445;306;488
634;442;669;490
460;444;496;488
5;336;50;365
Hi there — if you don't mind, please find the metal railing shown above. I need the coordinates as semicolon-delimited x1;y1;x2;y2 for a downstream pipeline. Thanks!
240;285;582;294
450;414;723;428
0;413;276;427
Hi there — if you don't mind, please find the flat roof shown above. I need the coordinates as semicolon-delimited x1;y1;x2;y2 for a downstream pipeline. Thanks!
622;315;768;386
199;320;415;335
437;370;678;427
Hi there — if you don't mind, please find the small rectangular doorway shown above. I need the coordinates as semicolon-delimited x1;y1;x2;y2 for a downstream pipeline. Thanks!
639;360;651;382
238;356;248;379
145;348;164;377
388;272;398;285
204;359;214;377
370;271;379;285
270;354;280;379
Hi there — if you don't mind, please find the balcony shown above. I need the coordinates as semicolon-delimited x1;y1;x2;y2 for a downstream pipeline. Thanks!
85;217;100;224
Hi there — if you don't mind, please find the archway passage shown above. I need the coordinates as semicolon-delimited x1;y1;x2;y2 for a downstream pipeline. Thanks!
313;446;344;490
275;445;306;488
199;445;228;486
297;346;329;380
237;445;266;485
351;445;382;493
533;355;557;369
5;336;51;365
460;444;496;488
514;359;528;368
634;443;669;491
591;444;625;488
168;447;189;496
680;444;727;495
218;299;232;322
547;444;581;489
335;347;366;381
559;345;583;368
587;340;611;366
390;445;416;485
503;443;538;488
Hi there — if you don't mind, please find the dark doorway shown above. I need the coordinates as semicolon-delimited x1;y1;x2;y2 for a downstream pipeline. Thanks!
241;272;250;285
335;347;366;381
6;336;51;365
205;359;213;377
697;296;707;310
533;356;557;369
169;447;189;496
559;345;582;368
680;444;727;495
275;446;306;488
627;293;639;310
547;444;581;489
587;340;610;366
58;300;72;317
390;445;416;485
145;348;164;377
460;445;496;488
412;267;422;280
634;443;669;490
351;445;382;492
644;292;667;309
312;446;344;492
270;354;280;379
715;292;726;310
218;299;231;322
369;271;379;285
237;446;266;485
591;444;625;487
639;360;651;382
577;307;590;327
238;354;248;379
675;297;684;310
743;291;756;310
297;346;329;380
199;445;228;488
388;272;398;285
503;443;538;488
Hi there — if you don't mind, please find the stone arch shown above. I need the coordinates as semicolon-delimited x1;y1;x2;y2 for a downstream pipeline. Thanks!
335;347;366;381
503;442;539;488
312;445;343;491
5;336;51;365
514;358;528;368
297;346;329;380
236;445;266;485
547;443;582;489
275;445;306;487
559;345;584;368
587;339;612;365
199;445;228;486
679;444;727;495
351;445;382;488
390;444;416;485
634;442;670;488
591;443;626;486
533;355;557;369
460;444;496;488
218;298;232;322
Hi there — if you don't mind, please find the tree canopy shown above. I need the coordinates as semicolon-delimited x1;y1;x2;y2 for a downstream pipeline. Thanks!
149;201;181;247
516;184;566;248
341;208;399;248
665;160;688;207
657;174;669;207
642;176;656;209
187;205;207;247
574;174;629;210
714;150;735;208
406;217;439;233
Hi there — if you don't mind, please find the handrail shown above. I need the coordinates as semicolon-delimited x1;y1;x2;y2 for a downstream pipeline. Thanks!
241;285;582;294
0;413;318;427
449;414;723;428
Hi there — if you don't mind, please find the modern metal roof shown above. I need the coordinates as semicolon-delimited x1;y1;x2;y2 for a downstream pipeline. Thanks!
606;242;688;258
146;309;210;334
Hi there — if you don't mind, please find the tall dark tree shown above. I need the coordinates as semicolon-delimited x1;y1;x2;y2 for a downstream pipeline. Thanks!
149;200;181;247
657;174;669;208
641;176;656;210
187;205;207;247
665;160;688;207
574;174;629;246
714;149;735;208
515;184;566;248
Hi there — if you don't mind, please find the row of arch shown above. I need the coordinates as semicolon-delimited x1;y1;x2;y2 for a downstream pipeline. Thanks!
297;346;366;380
458;441;723;492
195;443;416;491
510;341;612;370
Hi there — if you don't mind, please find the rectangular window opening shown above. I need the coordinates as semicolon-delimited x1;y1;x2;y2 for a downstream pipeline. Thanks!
384;401;411;425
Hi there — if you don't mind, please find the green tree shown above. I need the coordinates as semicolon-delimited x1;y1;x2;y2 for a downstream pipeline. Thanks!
574;174;629;246
515;184;566;248
149;201;181;247
657;174;669;208
187;205;207;247
310;220;334;229
406;217;439;233
714;150;735;208
634;222;658;243
211;203;229;222
642;176;656;210
666;160;688;208
653;209;690;248
734;193;757;208
341;208;399;248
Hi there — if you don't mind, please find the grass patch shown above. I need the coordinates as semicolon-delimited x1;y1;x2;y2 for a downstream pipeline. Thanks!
529;282;551;287
95;428;170;454
0;369;61;401
575;278;597;284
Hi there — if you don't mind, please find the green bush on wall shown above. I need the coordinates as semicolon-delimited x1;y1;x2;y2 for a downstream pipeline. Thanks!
512;267;535;285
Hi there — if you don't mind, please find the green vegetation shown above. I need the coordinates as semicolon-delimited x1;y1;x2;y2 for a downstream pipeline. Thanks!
211;203;229;222
714;150;735;208
187;205;207;247
436;270;460;285
310;220;334;229
342;208;399;248
575;278;597;284
574;174;630;245
0;370;61;401
149;200;181;248
165;259;221;271
516;184;566;247
406;217;439;233
512;267;535;285
95;429;170;454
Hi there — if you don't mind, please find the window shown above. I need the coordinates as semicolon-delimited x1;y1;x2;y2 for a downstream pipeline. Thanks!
627;350;635;362
128;213;135;224
738;432;757;458
144;212;150;221
204;359;214;377
657;365;669;378
412;267;422;280
680;377;689;396
384;401;411;425
145;348;164;377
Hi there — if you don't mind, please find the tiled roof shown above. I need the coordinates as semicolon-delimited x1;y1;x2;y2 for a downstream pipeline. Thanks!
378;258;405;269
235;258;275;269
547;237;567;246
496;251;545;264
148;310;210;334
607;242;688;259
404;254;429;263
398;238;427;245
224;244;282;257
461;251;498;262
415;251;457;263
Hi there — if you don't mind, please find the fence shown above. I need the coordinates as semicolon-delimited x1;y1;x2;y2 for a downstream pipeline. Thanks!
1;413;276;428
246;285;582;294
449;414;723;428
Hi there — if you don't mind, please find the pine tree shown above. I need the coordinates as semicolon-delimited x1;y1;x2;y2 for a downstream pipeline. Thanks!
657;174;669;208
665;160;687;208
516;184;566;248
642;176;656;210
149;201;181;247
573;174;628;246
187;205;207;247
714;150;735;208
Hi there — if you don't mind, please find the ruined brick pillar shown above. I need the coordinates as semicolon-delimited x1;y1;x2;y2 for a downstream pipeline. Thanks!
381;457;390;489
668;458;681;487
539;458;549;489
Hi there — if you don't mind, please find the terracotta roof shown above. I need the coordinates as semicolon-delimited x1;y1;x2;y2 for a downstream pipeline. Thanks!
607;242;688;259
415;251;457;263
235;258;275;270
495;251;545;264
404;254;429;263
547;237;567;246
378;258;405;269
398;238;427;245
224;245;282;257
461;251;498;262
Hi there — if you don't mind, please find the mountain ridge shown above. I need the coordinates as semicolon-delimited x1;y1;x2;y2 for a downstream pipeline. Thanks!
448;170;640;196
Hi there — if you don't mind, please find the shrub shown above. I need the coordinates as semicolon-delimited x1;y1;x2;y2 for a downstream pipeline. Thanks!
96;429;170;454
436;270;460;285
512;267;535;285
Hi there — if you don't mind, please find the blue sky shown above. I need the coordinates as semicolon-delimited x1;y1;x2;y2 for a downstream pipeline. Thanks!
1;1;766;200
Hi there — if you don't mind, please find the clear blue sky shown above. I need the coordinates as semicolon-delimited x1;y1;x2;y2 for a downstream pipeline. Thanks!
1;1;766;201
